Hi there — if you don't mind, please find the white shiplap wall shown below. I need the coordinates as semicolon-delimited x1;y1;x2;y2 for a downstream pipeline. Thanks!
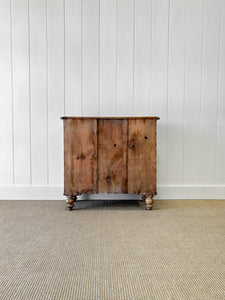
0;0;225;200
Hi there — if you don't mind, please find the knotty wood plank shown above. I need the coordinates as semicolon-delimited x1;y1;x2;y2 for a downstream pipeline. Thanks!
122;119;128;193
128;118;157;195
64;118;97;195
97;119;127;193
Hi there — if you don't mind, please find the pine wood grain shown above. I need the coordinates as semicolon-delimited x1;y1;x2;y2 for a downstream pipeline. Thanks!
127;118;157;195
97;119;128;193
63;117;158;207
64;118;97;195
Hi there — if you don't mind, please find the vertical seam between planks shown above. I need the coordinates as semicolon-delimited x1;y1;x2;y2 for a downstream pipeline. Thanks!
96;118;98;193
155;120;157;193
126;119;128;193
121;120;124;192
63;121;65;194
10;0;15;185
46;0;49;186
91;118;98;193
200;0;205;185
96;119;99;192
28;0;32;185
165;0;171;186
215;0;222;182
182;0;188;185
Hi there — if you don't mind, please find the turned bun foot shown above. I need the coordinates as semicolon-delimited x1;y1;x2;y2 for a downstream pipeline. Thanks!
66;196;77;211
145;196;154;210
141;194;154;210
145;197;153;210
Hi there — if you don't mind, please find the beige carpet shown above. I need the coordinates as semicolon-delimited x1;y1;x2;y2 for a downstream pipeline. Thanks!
0;199;225;300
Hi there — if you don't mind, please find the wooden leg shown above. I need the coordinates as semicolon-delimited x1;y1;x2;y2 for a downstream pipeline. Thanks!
142;194;154;210
145;196;154;210
66;196;77;211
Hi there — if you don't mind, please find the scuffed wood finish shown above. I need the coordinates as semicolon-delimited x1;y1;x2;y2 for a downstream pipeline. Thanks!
66;195;77;211
61;116;159;120
128;119;157;195
64;118;97;196
97;119;128;193
62;116;159;210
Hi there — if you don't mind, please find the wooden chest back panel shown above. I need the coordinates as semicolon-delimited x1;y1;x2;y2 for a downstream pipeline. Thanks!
97;119;128;193
63;117;158;196
64;118;97;195
127;119;156;194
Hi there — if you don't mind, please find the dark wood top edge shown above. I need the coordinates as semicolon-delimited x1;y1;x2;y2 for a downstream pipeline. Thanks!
61;116;160;120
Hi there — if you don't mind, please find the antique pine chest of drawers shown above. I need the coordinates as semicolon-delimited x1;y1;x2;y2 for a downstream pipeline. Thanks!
61;117;159;210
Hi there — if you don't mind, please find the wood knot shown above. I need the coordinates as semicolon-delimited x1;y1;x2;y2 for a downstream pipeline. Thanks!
128;139;135;149
105;175;111;183
77;154;86;160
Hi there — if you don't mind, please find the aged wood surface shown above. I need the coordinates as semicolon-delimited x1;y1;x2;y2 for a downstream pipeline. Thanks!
64;118;97;196
63;116;159;210
127;118;157;195
97;119;128;193
61;116;159;120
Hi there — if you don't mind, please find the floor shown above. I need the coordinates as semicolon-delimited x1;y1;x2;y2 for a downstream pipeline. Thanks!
0;199;225;300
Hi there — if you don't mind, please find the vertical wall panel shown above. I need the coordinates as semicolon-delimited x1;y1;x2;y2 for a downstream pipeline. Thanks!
0;0;13;185
82;0;100;116
150;0;169;185
133;0;151;116
47;0;64;185
29;0;48;185
166;0;186;185
117;0;134;116
99;0;117;116
65;0;82;116
200;0;221;184
11;0;31;185
216;0;225;184
183;0;203;184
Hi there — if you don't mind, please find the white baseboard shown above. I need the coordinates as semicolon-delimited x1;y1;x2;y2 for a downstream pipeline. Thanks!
0;185;224;200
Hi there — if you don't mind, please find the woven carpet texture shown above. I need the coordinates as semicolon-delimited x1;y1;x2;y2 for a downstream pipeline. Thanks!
0;200;225;300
